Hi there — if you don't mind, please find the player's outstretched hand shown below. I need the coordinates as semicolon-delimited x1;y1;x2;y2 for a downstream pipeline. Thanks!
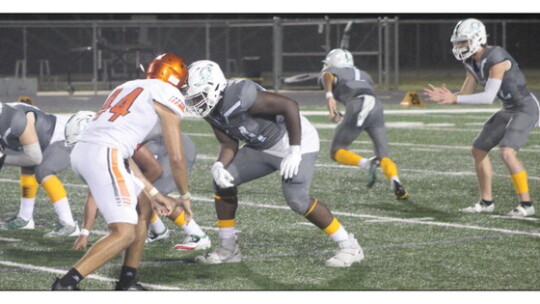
423;84;457;104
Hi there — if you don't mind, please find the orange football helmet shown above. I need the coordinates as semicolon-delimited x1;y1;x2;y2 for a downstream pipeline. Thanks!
146;53;188;89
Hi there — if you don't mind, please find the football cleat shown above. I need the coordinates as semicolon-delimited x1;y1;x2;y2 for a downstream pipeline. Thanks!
44;220;80;238
459;200;495;214
366;157;379;188
1;216;35;230
145;227;170;243
51;278;80;291
325;233;365;267
173;234;212;251
507;204;535;217
115;281;147;291
393;180;409;200
195;236;242;264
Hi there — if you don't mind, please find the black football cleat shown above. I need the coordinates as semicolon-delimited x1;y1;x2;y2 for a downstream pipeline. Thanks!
115;280;147;291
393;180;409;200
51;278;80;291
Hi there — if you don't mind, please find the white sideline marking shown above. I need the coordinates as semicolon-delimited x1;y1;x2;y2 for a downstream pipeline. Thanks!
189;195;540;238
0;260;183;290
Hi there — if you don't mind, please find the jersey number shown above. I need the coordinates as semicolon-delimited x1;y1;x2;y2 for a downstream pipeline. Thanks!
94;87;144;122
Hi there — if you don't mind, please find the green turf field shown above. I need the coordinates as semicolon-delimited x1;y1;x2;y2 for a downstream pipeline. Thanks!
0;103;539;291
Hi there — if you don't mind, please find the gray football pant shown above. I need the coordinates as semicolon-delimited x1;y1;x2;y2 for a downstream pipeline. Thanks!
23;140;71;183
218;146;318;215
331;97;389;159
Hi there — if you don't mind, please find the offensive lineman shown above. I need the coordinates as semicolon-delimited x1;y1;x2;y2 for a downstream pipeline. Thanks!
184;60;364;267
320;48;408;199
52;53;192;290
424;18;539;217
0;101;79;236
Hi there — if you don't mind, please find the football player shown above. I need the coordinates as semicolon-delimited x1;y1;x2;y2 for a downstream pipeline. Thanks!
52;53;192;290
184;60;364;267
320;48;408;199
424;18;539;217
0;101;79;236
65;115;210;251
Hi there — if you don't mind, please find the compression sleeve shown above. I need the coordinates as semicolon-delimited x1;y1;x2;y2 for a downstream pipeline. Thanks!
4;142;43;167
456;78;502;105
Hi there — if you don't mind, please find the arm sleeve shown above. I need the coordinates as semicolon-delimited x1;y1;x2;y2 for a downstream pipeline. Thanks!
4;142;43;167
456;78;502;105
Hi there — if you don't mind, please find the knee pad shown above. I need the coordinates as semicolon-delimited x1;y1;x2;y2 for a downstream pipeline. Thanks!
283;187;310;214
214;186;238;200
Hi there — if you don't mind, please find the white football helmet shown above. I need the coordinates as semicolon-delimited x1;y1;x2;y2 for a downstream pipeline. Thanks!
450;18;487;61
184;60;227;118
322;48;354;69
64;111;95;147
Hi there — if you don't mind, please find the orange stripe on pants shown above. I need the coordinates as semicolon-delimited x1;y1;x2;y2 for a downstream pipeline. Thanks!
110;148;132;206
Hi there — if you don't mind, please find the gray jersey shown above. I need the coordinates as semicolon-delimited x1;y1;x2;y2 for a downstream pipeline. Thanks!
0;103;28;151
462;46;538;112
322;66;376;105
205;79;287;150
5;103;57;151
143;134;197;195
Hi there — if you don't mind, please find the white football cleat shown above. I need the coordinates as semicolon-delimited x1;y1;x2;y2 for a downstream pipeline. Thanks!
507;204;535;217
1;216;35;230
173;234;212;251
195;236;242;264
325;233;365;267
459;201;495;214
146;227;170;243
44;220;80;238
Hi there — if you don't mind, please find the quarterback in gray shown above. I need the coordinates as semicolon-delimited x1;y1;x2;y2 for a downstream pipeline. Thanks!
462;46;539;151
424;18;537;217
144;134;197;195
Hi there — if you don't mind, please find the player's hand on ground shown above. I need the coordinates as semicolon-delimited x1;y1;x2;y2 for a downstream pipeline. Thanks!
72;235;88;250
152;193;176;216
423;84;457;104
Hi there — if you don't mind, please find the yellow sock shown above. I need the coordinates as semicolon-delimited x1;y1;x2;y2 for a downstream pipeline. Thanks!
380;157;398;180
323;217;342;236
511;171;529;194
334;149;363;166
150;211;158;224
41;175;67;203
174;211;188;227
20;174;39;199
217;219;236;229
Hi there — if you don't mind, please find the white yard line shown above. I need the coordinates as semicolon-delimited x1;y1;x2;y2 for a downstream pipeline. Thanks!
188;196;540;239
0;260;183;290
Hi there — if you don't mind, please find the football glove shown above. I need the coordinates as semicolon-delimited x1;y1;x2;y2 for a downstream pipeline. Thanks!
280;145;302;180
212;161;235;188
